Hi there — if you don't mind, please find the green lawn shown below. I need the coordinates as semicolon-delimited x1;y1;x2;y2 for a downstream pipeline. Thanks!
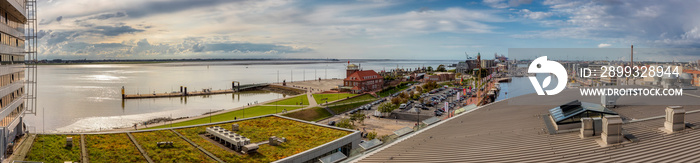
148;105;303;129
282;107;333;122
333;94;377;105
313;93;355;104
285;94;377;121
328;101;372;114
174;116;350;162
131;130;214;162
85;134;146;162
377;83;411;97
25;135;83;162
268;94;309;106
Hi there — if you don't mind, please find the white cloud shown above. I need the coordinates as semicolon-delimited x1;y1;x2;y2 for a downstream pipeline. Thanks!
483;0;532;9
598;43;611;48
37;0;509;59
519;9;553;19
514;0;700;48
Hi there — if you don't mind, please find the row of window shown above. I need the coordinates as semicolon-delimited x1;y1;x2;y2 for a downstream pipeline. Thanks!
0;32;24;48
0;54;24;65
0;102;23;127
345;81;382;88
0;86;23;109
0;7;24;32
363;75;378;79
0;71;24;88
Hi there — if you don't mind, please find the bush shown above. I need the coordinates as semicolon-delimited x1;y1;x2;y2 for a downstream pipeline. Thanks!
336;118;354;129
367;131;378;140
378;103;397;113
350;112;365;125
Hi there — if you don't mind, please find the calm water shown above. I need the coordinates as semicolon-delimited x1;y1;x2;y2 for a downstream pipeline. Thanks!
496;76;536;101
26;60;456;133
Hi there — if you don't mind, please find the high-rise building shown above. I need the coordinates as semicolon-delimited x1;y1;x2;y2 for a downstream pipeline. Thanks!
0;0;37;158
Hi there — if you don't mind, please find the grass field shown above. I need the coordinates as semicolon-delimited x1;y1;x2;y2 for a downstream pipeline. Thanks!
148;105;303;129
313;93;354;104
268;95;309;106
377;83;411;97
174;116;350;162
332;94;377;105
131;130;214;162
282;107;333;122
328;101;373;114
285;94;376;121
25;135;82;162
85;134;146;162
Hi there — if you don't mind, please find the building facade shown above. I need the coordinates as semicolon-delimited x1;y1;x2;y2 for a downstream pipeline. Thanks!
343;64;383;93
0;0;28;158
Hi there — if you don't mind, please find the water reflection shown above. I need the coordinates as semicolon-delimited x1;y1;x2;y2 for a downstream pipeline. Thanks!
26;60;455;133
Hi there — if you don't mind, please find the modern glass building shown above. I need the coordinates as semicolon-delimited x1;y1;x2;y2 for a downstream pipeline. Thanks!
0;0;36;159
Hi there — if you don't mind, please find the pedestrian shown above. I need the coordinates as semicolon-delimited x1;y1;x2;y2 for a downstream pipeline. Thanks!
134;124;137;130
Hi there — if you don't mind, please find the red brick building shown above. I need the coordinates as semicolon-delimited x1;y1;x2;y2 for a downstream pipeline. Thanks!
344;69;383;93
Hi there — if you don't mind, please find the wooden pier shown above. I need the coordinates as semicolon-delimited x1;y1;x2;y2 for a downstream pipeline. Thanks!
122;83;270;99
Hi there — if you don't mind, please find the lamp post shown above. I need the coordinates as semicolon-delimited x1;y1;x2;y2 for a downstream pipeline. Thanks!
416;107;421;129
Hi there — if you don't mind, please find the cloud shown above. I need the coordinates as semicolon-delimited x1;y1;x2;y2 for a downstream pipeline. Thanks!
516;0;700;48
90;25;144;36
89;12;127;20
598;43;611;48
519;9;553;19
205;43;311;53
483;0;532;8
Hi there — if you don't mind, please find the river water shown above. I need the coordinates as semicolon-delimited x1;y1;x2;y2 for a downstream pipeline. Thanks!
26;60;456;133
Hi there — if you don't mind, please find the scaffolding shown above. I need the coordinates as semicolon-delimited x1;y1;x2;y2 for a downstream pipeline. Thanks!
24;0;37;115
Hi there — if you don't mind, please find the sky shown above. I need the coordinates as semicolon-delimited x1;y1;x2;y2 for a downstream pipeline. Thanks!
36;0;700;61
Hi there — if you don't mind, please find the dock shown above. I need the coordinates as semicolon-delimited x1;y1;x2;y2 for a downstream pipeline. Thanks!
122;83;270;99
495;77;511;82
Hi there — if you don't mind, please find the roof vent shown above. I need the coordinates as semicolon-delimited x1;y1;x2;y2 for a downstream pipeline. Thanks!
662;106;685;133
602;115;624;145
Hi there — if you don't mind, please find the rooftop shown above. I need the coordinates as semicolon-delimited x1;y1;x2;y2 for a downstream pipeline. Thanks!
345;70;381;82
23;115;355;163
356;88;700;162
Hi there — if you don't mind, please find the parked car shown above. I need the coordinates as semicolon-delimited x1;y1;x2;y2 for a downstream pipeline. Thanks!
399;104;407;109
328;121;336;126
435;111;443;116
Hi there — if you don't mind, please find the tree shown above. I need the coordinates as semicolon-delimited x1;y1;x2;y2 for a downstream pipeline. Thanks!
391;97;401;105
336;118;354;129
427;66;434;72
437;64;446;72
350;112;366;125
423;81;438;91
399;92;408;99
378;103;397;113
416;85;423;93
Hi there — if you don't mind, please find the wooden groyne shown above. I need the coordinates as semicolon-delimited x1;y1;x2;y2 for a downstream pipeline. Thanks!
122;83;270;99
